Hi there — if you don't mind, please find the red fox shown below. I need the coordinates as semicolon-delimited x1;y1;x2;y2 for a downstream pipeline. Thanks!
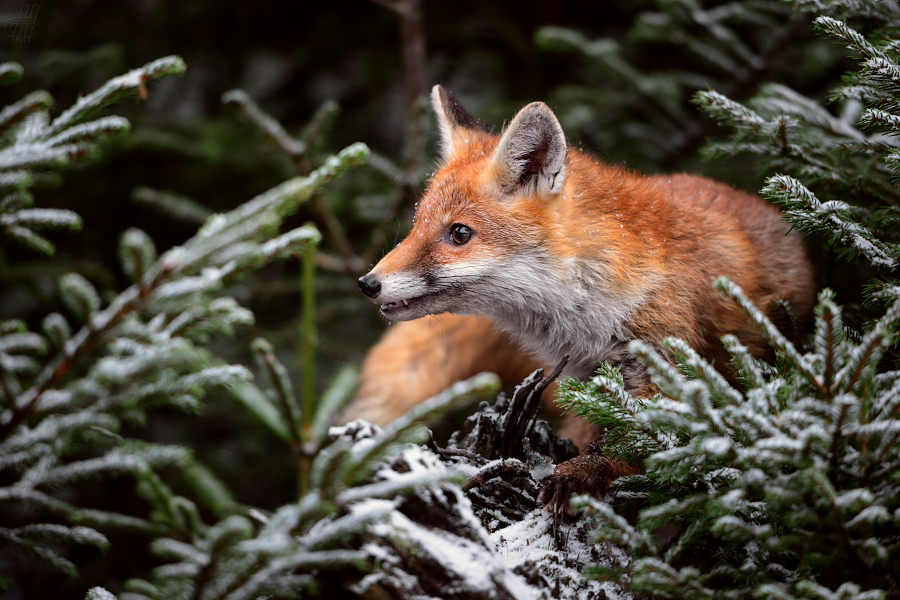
350;86;816;514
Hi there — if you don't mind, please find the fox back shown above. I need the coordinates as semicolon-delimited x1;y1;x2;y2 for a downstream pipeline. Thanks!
358;86;815;389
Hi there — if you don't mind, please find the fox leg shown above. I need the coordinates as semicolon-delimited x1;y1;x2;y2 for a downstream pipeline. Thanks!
343;314;555;426
538;438;642;519
540;355;659;520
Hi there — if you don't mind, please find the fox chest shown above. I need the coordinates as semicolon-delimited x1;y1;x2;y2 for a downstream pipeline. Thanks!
483;257;650;386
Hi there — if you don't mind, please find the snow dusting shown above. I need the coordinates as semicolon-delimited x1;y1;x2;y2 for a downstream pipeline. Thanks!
491;508;633;600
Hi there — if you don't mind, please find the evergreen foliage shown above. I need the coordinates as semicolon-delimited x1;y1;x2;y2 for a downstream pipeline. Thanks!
0;57;192;579
564;280;900;598
535;0;823;172
694;11;900;275
557;3;900;598
112;374;499;600
0;59;507;599
0;57;184;256
6;1;900;599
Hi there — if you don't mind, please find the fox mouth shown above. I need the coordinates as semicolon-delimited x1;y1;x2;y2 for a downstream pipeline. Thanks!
379;290;450;319
380;294;427;316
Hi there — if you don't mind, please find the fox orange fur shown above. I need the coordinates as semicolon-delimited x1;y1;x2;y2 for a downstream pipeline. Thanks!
343;314;556;425
349;86;816;514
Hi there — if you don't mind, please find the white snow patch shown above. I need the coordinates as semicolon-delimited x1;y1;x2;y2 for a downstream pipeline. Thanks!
702;436;733;456
329;419;383;441
451;459;483;477
368;506;539;599
490;509;633;600
528;456;555;481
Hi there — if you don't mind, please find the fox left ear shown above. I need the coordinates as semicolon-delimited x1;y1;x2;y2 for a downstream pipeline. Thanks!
432;85;490;162
491;102;567;197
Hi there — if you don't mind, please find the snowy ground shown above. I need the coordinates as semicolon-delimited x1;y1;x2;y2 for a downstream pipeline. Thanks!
333;410;634;599
491;508;632;600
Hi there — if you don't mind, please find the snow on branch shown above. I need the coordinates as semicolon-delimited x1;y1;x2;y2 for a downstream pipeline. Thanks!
0;60;369;580
0;57;184;257
763;175;899;269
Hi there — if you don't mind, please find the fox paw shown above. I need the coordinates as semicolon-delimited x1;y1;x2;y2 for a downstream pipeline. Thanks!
538;441;638;520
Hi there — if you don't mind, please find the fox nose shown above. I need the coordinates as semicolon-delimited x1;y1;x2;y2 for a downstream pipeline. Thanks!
358;273;382;298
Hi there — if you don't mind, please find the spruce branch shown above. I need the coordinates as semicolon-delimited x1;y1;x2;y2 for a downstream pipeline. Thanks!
338;373;499;492
814;289;846;397
222;91;363;273
311;364;358;441
764;175;899;269
47;56;186;137
251;338;302;444
0;62;24;85
0;91;52;136
2;142;366;437
815;15;884;61
131;187;212;226
715;276;823;389
663;337;744;406
225;380;291;442
222;90;306;157
0;139;368;585
576;280;900;596
557;363;672;461
0;58;183;259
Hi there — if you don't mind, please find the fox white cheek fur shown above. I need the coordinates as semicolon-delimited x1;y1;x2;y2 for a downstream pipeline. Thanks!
376;273;430;306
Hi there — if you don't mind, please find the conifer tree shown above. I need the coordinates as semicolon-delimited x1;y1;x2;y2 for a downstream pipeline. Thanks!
0;57;509;599
535;0;830;172
555;3;900;598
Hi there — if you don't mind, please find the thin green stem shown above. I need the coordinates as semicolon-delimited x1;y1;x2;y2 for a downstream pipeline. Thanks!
299;453;312;498
301;245;317;426
298;242;318;497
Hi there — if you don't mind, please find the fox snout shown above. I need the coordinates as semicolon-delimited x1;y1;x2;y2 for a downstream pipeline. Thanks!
358;273;381;298
357;262;460;322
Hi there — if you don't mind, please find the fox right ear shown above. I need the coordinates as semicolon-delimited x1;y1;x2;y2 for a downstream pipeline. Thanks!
490;102;567;198
432;85;489;162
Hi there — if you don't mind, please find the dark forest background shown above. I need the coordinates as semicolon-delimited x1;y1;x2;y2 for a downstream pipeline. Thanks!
0;1;861;596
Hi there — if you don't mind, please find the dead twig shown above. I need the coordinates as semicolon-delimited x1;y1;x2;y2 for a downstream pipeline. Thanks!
462;458;529;492
497;355;569;459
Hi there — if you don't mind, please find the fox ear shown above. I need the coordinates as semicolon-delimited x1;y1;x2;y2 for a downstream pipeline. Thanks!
491;102;567;197
432;85;489;161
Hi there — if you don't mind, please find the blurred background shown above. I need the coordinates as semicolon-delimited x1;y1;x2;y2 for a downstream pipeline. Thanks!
0;0;858;595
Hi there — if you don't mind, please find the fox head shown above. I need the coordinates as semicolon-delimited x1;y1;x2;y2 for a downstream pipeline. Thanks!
358;85;569;322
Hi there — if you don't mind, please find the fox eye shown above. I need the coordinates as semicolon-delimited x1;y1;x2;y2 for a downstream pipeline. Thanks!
450;223;473;245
